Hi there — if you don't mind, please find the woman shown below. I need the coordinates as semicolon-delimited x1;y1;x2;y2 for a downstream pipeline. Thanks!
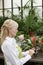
1;19;35;65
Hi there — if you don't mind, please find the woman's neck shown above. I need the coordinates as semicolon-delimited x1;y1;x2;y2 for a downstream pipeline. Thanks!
8;34;14;38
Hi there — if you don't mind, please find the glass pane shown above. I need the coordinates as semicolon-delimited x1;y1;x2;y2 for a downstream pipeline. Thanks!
33;0;42;6
23;0;31;7
4;0;11;8
13;9;20;15
23;7;31;17
35;7;42;18
0;0;2;9
13;0;21;7
4;9;11;18
0;10;3;17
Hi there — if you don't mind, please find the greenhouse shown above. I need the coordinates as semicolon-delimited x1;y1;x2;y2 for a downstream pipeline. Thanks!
0;0;43;65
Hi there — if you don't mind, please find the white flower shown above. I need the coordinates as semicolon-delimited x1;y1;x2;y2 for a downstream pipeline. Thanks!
18;34;24;41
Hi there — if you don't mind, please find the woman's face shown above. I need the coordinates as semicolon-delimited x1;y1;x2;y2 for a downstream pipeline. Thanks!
9;27;18;37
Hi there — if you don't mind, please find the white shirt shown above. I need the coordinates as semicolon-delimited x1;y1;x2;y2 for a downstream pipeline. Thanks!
1;36;31;65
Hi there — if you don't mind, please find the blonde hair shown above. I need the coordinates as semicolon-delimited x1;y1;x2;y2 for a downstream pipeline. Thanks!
1;19;18;44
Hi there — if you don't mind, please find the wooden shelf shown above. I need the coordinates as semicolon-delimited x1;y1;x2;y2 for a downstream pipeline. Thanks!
29;51;43;63
0;51;43;63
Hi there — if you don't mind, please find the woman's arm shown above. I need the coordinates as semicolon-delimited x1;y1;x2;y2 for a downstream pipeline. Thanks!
22;50;29;56
1;41;34;65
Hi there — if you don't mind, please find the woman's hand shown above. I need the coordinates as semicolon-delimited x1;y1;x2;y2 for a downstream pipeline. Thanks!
28;48;35;56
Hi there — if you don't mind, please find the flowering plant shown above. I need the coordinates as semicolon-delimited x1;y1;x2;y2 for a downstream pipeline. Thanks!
38;37;43;51
30;36;43;52
16;34;43;52
16;34;32;51
31;36;36;47
18;34;24;41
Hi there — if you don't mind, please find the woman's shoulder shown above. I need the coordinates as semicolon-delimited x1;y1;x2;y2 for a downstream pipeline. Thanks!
1;37;12;47
1;37;17;49
1;38;9;48
1;37;13;52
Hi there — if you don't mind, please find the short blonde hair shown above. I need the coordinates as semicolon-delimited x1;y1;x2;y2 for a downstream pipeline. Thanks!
2;19;18;29
1;19;18;43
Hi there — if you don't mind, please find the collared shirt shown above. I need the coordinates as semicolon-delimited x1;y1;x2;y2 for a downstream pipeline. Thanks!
1;36;31;65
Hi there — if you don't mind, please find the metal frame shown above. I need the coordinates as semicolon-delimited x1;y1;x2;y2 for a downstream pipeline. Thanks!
2;0;4;19
42;0;43;17
0;0;42;20
11;0;13;19
31;0;33;9
21;0;23;21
